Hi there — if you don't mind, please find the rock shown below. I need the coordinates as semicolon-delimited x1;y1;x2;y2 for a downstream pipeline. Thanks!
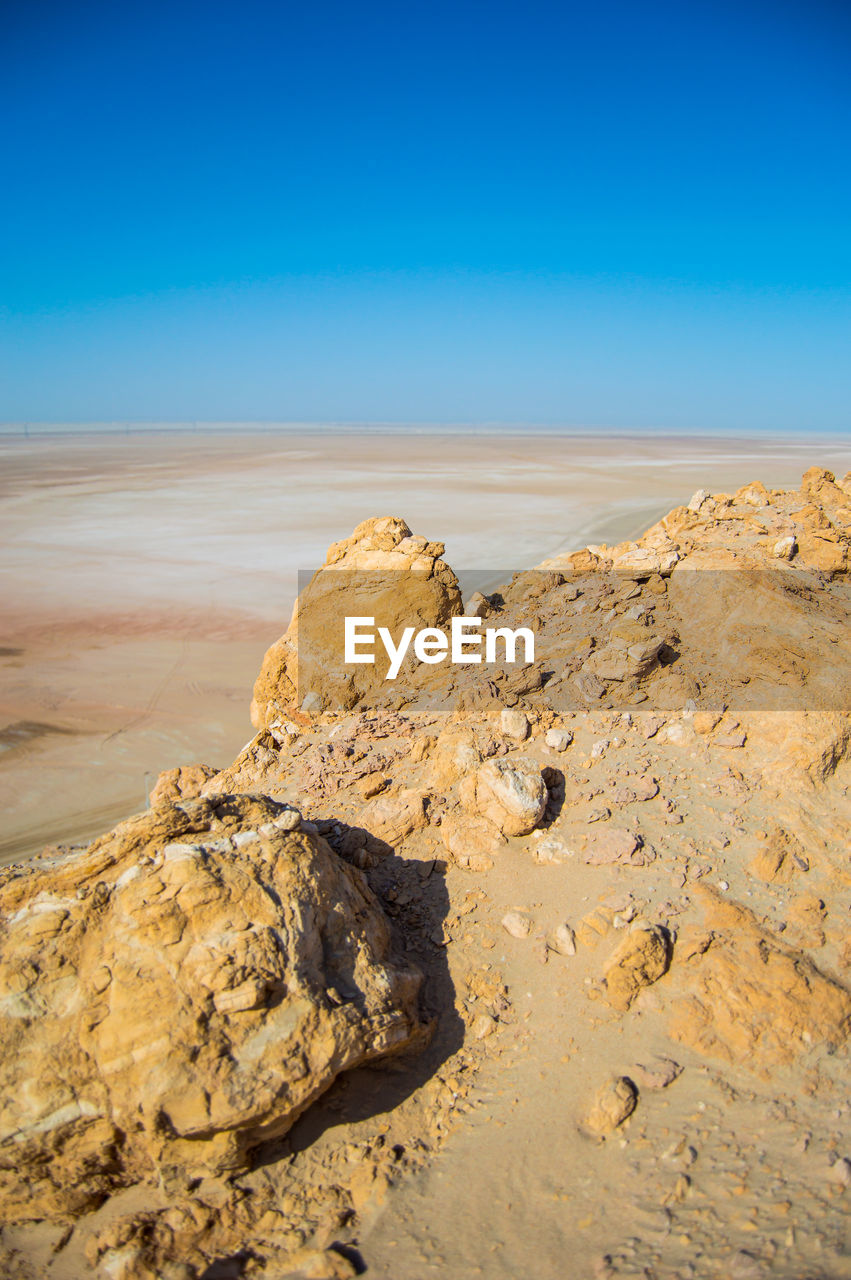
583;638;664;682
359;787;428;846
500;706;530;741
430;727;482;787
0;795;424;1220
545;727;573;751
630;1057;682;1090
148;763;219;806
357;771;388;799
688;488;709;512
693;709;723;734
584;828;653;867
603;924;671;1010
829;1157;851;1188
773;534;797;560
735;480;770;507
549;923;577;956
669;890;851;1073
612;776;659;804
278;1246;359;1278
572;670;606;702
464;590;492;618
613;547;679;578
250;516;463;724
582;1076;638;1136
440;812;505;871
471;1012;497;1040
502;911;532;939
728;1250;768;1280
459;757;547;836
532;834;574;865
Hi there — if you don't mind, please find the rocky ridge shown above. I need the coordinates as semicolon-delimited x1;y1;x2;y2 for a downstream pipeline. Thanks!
2;474;851;1279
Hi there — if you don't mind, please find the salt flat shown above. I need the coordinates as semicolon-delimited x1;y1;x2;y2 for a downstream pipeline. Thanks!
2;427;851;858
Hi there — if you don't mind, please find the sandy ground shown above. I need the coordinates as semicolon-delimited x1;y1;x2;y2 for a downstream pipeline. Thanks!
3;427;851;861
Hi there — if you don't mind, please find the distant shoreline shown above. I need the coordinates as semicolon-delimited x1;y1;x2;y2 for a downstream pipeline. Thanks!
2;420;850;441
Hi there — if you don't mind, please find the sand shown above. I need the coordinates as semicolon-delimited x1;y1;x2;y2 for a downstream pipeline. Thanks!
3;426;851;860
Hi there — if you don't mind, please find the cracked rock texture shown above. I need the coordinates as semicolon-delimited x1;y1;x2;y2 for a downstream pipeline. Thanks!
0;794;423;1220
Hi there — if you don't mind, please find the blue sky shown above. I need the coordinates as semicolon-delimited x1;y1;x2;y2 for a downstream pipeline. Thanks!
1;0;849;428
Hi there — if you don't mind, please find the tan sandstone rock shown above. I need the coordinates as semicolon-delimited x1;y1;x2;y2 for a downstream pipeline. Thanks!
250;517;462;725
603;923;671;1011
440;811;505;871
149;763;220;806
459;756;547;836
669;889;851;1074
582;1076;638;1136
0;794;424;1220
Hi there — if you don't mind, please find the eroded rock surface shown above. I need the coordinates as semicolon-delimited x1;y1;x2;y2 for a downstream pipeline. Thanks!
251;516;462;724
0;794;423;1220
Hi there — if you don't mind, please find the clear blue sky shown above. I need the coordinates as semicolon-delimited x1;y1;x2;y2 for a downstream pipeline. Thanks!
1;0;849;429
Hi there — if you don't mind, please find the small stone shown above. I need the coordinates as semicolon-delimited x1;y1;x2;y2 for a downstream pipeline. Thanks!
583;1076;638;1135
471;1013;497;1040
693;709;723;735
357;772;388;799
545;727;573;751
501;706;531;741
502;911;533;939
584;828;651;867
603;924;671;1010
549;923;577;956
729;1250;767;1280
714;731;747;748
273;807;303;831
688;488;709;512
829;1156;851;1188
465;591;492;618
630;1057;682;1090
533;835;574;865
773;534;798;560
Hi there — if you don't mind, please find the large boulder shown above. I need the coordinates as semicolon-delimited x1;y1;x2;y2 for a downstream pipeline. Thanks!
251;517;463;725
0;794;423;1221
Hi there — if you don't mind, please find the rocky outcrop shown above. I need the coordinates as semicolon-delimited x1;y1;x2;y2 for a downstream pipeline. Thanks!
6;467;851;1277
250;517;462;725
0;794;423;1220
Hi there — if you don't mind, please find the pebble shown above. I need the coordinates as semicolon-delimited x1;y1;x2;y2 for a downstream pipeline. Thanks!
471;1013;497;1040
545;727;573;751
500;707;530;741
548;923;577;956
630;1057;682;1090
501;911;532;939
773;534;798;560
